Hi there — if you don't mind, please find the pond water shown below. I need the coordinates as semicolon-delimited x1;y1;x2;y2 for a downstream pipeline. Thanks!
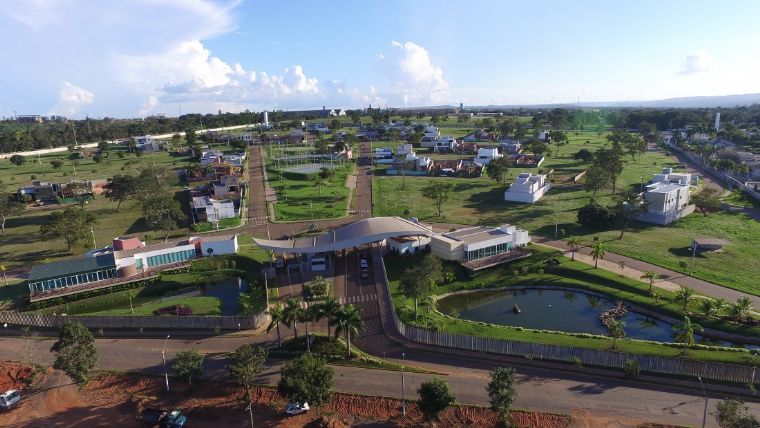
437;288;759;349
169;277;248;316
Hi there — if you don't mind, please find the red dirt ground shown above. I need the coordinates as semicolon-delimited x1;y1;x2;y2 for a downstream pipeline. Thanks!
0;361;33;392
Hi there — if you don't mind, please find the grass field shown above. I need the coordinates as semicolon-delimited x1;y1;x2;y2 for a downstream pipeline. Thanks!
88;296;221;316
373;130;760;296
384;247;760;365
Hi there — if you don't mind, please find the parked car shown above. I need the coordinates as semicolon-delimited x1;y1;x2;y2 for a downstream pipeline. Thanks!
285;402;310;416
0;389;20;411
361;269;370;279
359;259;369;269
275;257;285;269
137;408;187;428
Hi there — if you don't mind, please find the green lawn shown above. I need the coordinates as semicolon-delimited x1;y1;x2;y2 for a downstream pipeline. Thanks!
88;296;221;316
192;216;242;232
384;247;760;366
373;130;760;296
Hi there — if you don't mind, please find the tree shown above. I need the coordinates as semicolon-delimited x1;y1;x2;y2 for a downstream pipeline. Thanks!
133;166;173;219
40;207;96;251
0;193;24;236
9;154;26;166
104;174;135;212
699;299;718;319
484;156;511;184
400;254;443;319
714;399;760;428
317;297;341;338
67;180;93;209
622;133;647;160
487;367;517;426
172;349;204;386
593;147;623;193
144;196;185;242
266;303;284;347
528;140;548;158
0;264;6;287
51;322;97;383
605;319;626;349
673;316;702;355
583;164;609;196
333;304;364;357
227;345;267;400
185;129;196;145
640;270;658;292
692;188;722;216
549;130;567;156
574;149;593;163
577;201;615;228
590;241;607;268
421;181;454;217
51;159;64;169
296;305;315;352
615;190;648;239
282;298;301;338
565;236;582;261
729;296;753;321
674;286;695;311
417;377;455;420
277;353;334;406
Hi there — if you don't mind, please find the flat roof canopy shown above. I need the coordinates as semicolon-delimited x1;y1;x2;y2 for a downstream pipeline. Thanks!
254;217;432;254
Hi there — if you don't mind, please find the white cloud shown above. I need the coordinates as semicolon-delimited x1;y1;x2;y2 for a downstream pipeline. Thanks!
677;50;713;75
138;95;158;116
376;41;449;106
50;81;94;116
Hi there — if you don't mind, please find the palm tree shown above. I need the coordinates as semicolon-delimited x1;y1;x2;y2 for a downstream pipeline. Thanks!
334;304;364;358
297;306;316;353
673;316;703;355
266;303;284;347
590;241;607;269
674;287;695;312
713;298;727;316
318;297;341;338
640;270;658;292
0;264;7;287
729;296;753;321
606;320;626;349
699;299;717;319
565;236;581;261
127;290;137;315
282;298;301;339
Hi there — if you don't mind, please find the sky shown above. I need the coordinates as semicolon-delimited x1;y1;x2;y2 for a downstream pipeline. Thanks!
1;0;760;119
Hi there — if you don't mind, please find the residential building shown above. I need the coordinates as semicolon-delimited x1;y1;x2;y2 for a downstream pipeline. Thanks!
192;196;238;222
211;175;241;197
431;159;462;176
537;130;550;141
636;167;695;225
222;152;246;167
504;173;551;203
499;139;522;156
474;147;503;166
16;181;60;203
514;154;545;167
134;135;162;151
235;133;255;144
431;225;531;271
397;144;415;157
374;147;394;164
422;135;455;152
16;115;45;124
306;123;330;133
458;142;479;155
200;234;239;256
422;125;440;142
200;149;224;165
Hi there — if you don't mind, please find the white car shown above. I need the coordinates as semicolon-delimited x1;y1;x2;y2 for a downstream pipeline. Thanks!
0;389;20;411
285;402;309;416
360;259;369;269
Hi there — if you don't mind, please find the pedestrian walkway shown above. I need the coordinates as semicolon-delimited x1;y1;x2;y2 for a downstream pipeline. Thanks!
339;294;377;304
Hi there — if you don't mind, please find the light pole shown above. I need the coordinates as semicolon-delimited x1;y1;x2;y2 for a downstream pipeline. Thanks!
640;176;644;193
245;401;254;428
401;352;406;416
554;214;558;239
697;376;708;428
162;335;170;392
690;240;696;276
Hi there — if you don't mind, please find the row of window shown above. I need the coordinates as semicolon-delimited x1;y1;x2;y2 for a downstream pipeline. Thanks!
138;249;196;269
465;242;513;262
29;268;118;293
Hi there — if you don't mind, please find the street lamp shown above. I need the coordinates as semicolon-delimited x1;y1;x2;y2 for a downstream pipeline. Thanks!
162;335;170;392
245;401;255;428
640;176;644;193
697;376;708;428
401;352;406;416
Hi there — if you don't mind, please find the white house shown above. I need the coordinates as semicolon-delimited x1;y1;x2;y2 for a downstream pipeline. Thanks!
422;125;440;142
328;109;346;117
199;234;239;256
537;130;550;141
200;149;224;165
191;196;238;222
474;147;503;166
431;225;531;268
422;136;455;152
504;173;550;203
636;167;695;225
397;144;415;157
387;235;431;255
222;153;246;167
133;135;162;152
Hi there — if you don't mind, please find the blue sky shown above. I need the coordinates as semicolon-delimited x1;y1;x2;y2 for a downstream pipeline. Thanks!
1;0;759;118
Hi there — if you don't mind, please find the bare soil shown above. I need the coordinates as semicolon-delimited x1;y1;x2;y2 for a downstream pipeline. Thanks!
0;361;33;391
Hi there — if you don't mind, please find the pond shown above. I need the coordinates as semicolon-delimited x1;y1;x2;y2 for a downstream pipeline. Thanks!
437;288;759;349
167;277;248;316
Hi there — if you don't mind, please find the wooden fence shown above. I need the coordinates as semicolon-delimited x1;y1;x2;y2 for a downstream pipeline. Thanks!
0;311;267;331
378;257;760;385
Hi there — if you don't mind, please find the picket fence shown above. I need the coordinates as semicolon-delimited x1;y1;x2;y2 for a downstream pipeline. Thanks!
0;311;267;331
378;257;759;385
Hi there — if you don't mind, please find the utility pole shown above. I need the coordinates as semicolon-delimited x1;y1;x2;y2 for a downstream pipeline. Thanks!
401;352;406;416
90;226;96;249
690;240;696;276
162;335;170;392
697;377;708;428
245;401;254;428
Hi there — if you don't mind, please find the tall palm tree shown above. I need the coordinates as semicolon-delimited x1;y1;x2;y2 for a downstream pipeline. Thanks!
318;297;341;338
605;320;626;349
699;299;717;319
334;304;364;358
266;303;284;347
713;298;727;316
674;287;695;312
565;236;581;261
640;270;658;292
673;316;703;355
590;241;607;269
282;299;301;339
729;296;753;321
297;306;316;353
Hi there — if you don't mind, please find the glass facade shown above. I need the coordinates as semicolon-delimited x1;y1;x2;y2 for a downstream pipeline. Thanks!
142;249;196;269
29;268;118;294
465;242;512;262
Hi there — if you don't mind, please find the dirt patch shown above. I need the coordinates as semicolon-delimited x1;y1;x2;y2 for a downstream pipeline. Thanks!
3;370;574;428
0;361;33;391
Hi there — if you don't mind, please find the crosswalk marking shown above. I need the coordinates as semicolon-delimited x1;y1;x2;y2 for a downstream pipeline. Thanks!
337;294;377;304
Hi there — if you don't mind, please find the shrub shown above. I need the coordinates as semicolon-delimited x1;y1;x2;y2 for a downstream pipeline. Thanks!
577;202;616;228
417;377;455;419
623;359;640;378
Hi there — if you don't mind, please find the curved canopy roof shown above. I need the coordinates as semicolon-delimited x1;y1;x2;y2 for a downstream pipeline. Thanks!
254;216;432;254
